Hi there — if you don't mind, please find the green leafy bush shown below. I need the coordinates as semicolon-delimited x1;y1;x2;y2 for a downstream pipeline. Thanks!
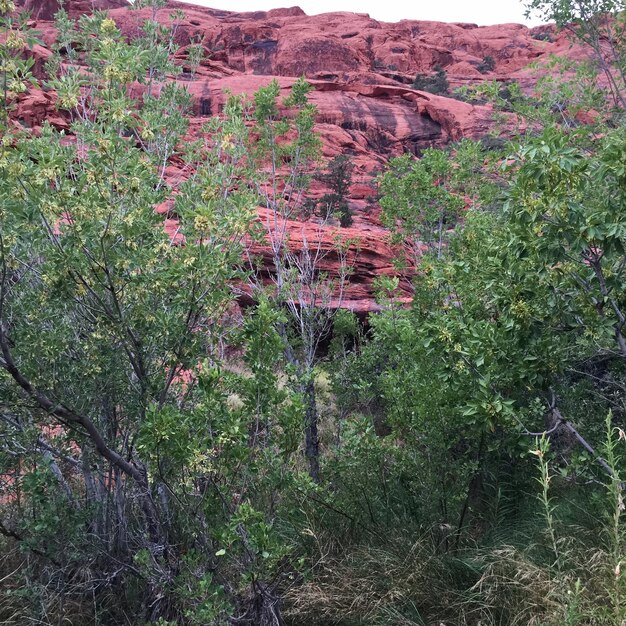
412;64;450;95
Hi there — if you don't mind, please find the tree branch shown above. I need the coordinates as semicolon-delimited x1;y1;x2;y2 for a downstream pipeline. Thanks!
0;324;145;485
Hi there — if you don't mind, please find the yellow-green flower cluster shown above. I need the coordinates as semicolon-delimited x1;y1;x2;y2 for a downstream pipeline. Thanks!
0;0;16;14
5;30;25;50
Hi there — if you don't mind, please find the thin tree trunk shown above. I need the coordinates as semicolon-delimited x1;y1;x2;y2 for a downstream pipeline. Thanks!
303;379;320;483
114;468;129;555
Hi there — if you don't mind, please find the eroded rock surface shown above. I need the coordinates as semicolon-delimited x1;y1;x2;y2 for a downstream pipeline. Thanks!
16;0;128;20
12;0;580;311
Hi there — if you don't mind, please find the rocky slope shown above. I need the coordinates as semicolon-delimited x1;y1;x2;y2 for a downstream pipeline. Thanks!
14;0;585;311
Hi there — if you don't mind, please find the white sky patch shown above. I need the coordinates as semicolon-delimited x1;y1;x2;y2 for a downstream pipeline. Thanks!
173;0;546;26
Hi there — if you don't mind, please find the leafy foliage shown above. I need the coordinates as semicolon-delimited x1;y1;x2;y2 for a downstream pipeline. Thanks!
525;0;626;111
2;2;626;625
411;64;450;95
313;155;355;227
0;7;316;624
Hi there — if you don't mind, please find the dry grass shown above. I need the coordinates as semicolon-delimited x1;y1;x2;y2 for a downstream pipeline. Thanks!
470;546;566;626
0;538;124;626
283;533;626;626
283;536;459;626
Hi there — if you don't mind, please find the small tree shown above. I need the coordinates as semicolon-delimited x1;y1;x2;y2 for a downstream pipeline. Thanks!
378;149;465;266
525;0;626;111
412;64;450;95
477;55;496;74
247;79;352;482
186;40;204;79
315;154;355;227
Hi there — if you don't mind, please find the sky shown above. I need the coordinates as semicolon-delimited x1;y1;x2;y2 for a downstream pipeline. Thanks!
178;0;546;26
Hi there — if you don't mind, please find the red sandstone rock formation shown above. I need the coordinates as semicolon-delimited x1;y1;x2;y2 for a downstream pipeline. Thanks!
11;0;588;311
16;0;128;20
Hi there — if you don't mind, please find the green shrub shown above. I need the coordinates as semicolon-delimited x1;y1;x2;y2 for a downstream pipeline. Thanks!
477;54;496;74
412;64;450;95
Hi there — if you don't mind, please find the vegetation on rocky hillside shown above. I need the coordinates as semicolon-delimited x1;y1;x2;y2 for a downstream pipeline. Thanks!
1;0;626;624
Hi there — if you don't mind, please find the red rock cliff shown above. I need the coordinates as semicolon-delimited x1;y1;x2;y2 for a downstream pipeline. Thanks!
16;0;128;20
12;1;583;311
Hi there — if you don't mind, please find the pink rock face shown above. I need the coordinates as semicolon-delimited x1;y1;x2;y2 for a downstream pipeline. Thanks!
11;0;590;311
16;0;128;20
